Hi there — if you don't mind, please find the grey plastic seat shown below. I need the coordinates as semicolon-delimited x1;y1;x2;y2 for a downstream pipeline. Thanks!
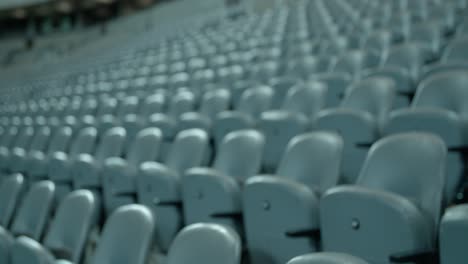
309;73;352;107
48;127;97;202
281;81;327;117
72;127;127;193
320;133;446;264
0;181;55;263
440;204;468;264
287;252;370;264
443;37;468;63
0;174;24;228
26;126;73;181
177;89;231;133
243;132;343;264
10;190;96;264
9;126;51;174
332;49;381;79
213;85;273;147
365;42;434;107
90;204;154;264
147;90;196;161
181;130;264;233
257;111;309;173
269;77;302;109
97;96;139;135
139;92;167;116
103;127;162;215
315;76;396;183
136;129;209;251
385;69;468;202
0;127;34;173
166;223;241;264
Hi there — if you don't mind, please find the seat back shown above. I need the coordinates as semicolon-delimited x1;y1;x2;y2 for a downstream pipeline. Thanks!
116;96;139;118
126;128;162;166
238;85;273;119
12;127;34;150
167;223;241;264
164;129;209;174
91;205;154;264
43;190;96;263
287;253;370;264
0;174;24;227
141;93;166;116
383;43;433;78
357;132;446;227
341;76;396;122
333;49;380;76
0;127;18;148
282;82;327;117
94;127;127;162
69;127;98;158
11;181;55;240
213;130;265;181
26;126;51;152
258;111;309;173
277;132;343;194
168;91;195;118
46;127;73;155
199;89;231;119
270;77;301;108
411;69;468;115
443;37;468;63
96;97;117;118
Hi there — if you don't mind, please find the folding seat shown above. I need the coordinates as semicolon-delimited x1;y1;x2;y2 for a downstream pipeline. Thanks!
177;89;231;133
136;128;209;251
25;126;73;182
10;190;96;264
0;174;24;228
320;133;446;264
287;253;370;264
269;77;303;109
212;85;273;147
442;36;468;63
409;21;445;55
440;204;468;264
0;181;55;263
0;127;19;172
102;127;162;215
139;92;167;117
384;69;468;203
331;49;381;79
72;127;127;199
315;76;396;184
243;132;343;264
165;223;241;264
0;127;34;173
89;204;154;264
148;90;196;160
181;130;264;233
309;73;352;107
98;96;139;135
48;127;98;202
8;126;52;175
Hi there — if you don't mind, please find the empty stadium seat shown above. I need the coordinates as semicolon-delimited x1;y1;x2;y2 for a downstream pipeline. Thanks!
72;127;126;194
315;76;396;183
213;85;273;146
48;127;98;202
0;127;34;173
0;174;24;228
385;69;468;202
103;127;162;214
137;128;209;250
0;181;55;263
90;204;154;264
10;190;96;264
320;133;446;264
26;126;73;181
181;129;264;233
243;132;343;264
165;223;241;264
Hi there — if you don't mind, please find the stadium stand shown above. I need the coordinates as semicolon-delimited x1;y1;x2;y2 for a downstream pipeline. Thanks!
0;0;467;263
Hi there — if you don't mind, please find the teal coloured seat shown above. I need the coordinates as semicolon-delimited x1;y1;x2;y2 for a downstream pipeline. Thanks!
287;252;370;264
